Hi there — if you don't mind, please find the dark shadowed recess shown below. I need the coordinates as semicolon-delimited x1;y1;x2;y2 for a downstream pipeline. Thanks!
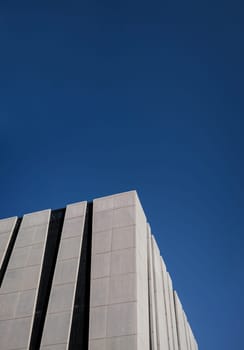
29;208;65;350
68;202;93;350
0;218;22;287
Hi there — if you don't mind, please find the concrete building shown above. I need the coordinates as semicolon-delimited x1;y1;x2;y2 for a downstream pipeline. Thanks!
0;191;198;350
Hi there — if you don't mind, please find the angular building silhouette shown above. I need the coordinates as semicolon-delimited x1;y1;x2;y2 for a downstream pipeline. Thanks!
0;191;198;350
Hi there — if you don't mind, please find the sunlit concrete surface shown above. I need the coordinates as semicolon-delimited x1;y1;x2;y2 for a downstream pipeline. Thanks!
0;191;198;350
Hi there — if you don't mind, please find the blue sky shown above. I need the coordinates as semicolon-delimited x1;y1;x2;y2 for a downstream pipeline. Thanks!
0;0;243;348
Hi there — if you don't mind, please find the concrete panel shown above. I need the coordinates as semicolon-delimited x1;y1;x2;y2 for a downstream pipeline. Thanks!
0;317;32;349
94;208;136;232
89;306;107;339
183;312;190;350
188;325;193;350
48;283;74;313
151;235;170;350
91;252;111;279
42;345;67;350
161;257;174;350
0;231;14;252
174;291;188;350
89;338;107;350
107;302;137;337
0;265;40;294
8;242;44;269
110;247;136;275
64;201;86;219
93;190;138;212
0;209;50;350
167;272;179;350
89;191;149;350
188;324;197;350
15;289;36;318
107;335;137;350
0;217;17;270
186;320;193;350
21;210;50;228
112;225;135;250
40;201;87;350
147;225;157;350
109;273;136;304
57;235;82;260
135;196;149;350
41;311;71;346
194;337;198;350
0;217;17;234
15;224;48;248
90;277;110;307
93;210;113;233
113;206;136;228
189;327;198;350
61;216;86;239
93;230;112;254
52;258;78;285
0;292;19;321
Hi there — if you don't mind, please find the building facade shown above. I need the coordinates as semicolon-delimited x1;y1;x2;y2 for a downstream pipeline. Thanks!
0;191;198;350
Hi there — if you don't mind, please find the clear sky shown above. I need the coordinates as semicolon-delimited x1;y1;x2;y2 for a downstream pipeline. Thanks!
0;1;243;349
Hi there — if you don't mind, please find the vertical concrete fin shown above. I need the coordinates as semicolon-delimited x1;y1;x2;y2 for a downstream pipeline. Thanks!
174;291;189;350
0;209;51;350
147;225;157;350
188;323;194;350
167;272;179;350
186;319;193;350
151;235;170;350
135;193;149;350
29;208;65;349
161;257;174;350
68;201;92;349
182;311;190;350
89;190;149;350
39;201;87;350
0;216;21;287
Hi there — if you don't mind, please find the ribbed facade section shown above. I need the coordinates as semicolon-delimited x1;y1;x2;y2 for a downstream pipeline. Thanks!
0;191;198;350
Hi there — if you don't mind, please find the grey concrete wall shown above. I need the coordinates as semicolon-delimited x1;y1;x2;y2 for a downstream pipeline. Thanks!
88;191;149;350
0;217;18;271
174;291;198;350
147;225;157;350
0;190;198;350
151;235;169;350
40;201;87;350
0;210;50;350
167;272;179;350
